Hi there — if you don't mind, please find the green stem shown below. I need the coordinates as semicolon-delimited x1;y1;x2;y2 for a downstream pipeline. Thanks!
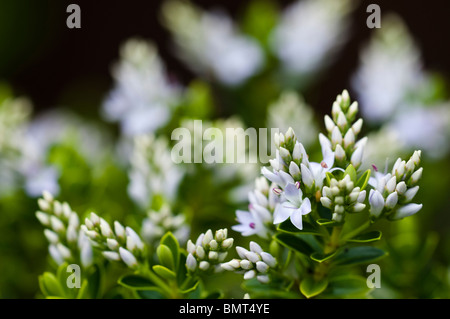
314;226;342;281
138;264;179;299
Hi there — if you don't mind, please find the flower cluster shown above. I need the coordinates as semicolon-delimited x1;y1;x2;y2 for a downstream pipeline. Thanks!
141;204;190;246
320;174;367;222
368;150;423;220
35;191;93;268
186;229;234;273
128;134;184;209
81;213;145;269
221;242;277;284
232;177;280;238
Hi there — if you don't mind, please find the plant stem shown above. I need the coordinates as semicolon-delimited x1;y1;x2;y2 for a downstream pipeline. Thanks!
314;226;342;281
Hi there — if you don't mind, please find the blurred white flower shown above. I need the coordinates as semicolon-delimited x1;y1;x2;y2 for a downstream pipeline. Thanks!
267;91;318;148
162;0;264;86
128;134;184;208
352;14;426;123
102;38;180;136
271;0;353;75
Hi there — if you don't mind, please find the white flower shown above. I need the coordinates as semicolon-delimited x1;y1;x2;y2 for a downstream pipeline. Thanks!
392;203;423;220
369;189;384;218
273;183;311;230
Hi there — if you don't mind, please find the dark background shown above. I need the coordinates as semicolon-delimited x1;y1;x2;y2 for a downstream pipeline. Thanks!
1;0;450;116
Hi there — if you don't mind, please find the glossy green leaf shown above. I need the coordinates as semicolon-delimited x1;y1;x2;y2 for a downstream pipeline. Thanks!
274;233;315;256
152;265;177;281
76;280;89;299
157;244;175;271
179;278;200;294
118;274;155;290
310;251;337;263
160;232;180;270
39;272;64;297
323;275;371;298
242;278;300;299
316;219;342;227
356;169;371;190
347;231;382;243
333;246;387;266
136;288;165;299
345;164;357;182
325;172;335;186
204;291;224;299
300;277;328;298
339;211;370;242
277;219;322;236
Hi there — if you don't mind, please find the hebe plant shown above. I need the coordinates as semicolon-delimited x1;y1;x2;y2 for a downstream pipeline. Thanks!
36;90;424;299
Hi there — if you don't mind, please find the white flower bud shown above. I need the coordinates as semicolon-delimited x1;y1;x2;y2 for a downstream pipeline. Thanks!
186;253;197;272
257;275;270;283
357;190;366;203
301;164;314;188
334;205;344;214
215;229;226;242
249;241;263;254
352;203;366;212
245;251;261;263
107;238;119;251
202;229;213;247
50;216;65;233
343;130;355;148
324;115;335;133
348;101;358;119
285;127;295;141
199;261;210;271
126;227;144;250
335;196;344;205
256;261;269;273
208;251;218;260
126;236;137;252
36;211;50;226
100;219;113;238
396;182;407;195
244;270;256;280
236;246;249;259
320;197;332;208
350;145;364;168
411;150;421;166
332;213;343;222
240;259;253;270
221;262;235;272
44;229;59;244
404;186;419;202
218;252;228;262
80;241;93;268
352;118;363;135
90;212;100;226
322;186;332;198
292;142;304;163
38;199;50;211
66;225;78;243
385;176;397;193
56;243;72;259
260;252;277;267
68;213;79;229
187;240;196;254
229;259;241;269
369;189;385;218
49;244;64;265
410;168;423;184
42;190;54;203
331;126;343;146
335;144;346;161
289;161;301;179
103;251;121;261
196;246;205;259
84;218;94;230
279;147;291;161
392;203;423;220
221;238;234;249
114;221;126;239
62;202;72;219
385;192;398;209
53;201;62;217
332;102;342;118
331;186;340;196
119;247;138;268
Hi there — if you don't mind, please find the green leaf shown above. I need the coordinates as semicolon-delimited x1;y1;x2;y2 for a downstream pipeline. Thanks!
333;246;387;266
300;277;329;298
323;275;371;298
277;219;323;236
152;265;177;281
345;164;357;182
204;291;224;299
118;275;155;290
274;233;315;256
356;169;371;190
76;280;89;299
316;219;342;227
242;278;300;299
157;244;175;271
339;211;370;242
325;172;335;186
347;231;382;243
310;251;337;263
39;272;64;297
160;232;180;270
136;289;165;299
179;278;200;294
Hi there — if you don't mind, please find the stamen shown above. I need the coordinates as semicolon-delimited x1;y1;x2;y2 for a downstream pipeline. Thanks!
249;223;255;229
295;181;301;189
272;188;282;195
372;164;378;172
321;161;328;168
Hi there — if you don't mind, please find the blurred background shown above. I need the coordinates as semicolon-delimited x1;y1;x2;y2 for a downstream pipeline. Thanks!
0;0;449;298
